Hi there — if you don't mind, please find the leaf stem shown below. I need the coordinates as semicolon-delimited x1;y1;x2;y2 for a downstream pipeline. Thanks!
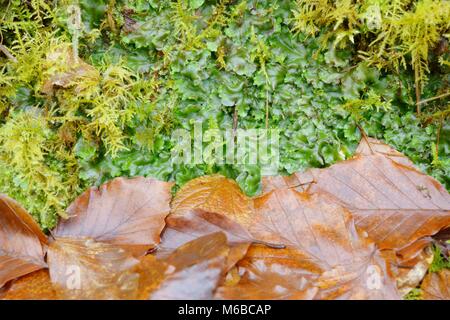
252;239;286;249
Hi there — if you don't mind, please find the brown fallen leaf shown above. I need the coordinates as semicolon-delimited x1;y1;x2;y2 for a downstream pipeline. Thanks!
55;177;172;256
265;138;450;261
161;176;252;267
2;233;231;301
2;270;57;300
217;191;400;300
138;232;230;300
421;269;450;300
47;237;140;300
354;137;417;167
133;255;168;300
0;286;7;299
0;195;47;288
394;247;434;296
158;209;251;270
0;177;175;300
162;176;284;269
170;175;254;227
217;245;320;299
41;46;100;95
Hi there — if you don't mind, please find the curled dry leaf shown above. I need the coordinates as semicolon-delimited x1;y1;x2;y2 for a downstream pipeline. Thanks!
421;269;450;300
2;270;56;300
0;195;47;288
170;175;254;227
394;247;434;296
161;175;254;268
137;232;230;300
41;47;100;95
47;237;140;300
162;176;284;269
55;177;173;256
217;191;400;300
265;138;450;262
158;209;251;270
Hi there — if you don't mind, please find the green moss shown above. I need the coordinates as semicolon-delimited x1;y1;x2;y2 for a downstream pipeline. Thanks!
429;244;450;273
292;0;450;109
0;0;448;229
0;110;78;229
404;288;422;300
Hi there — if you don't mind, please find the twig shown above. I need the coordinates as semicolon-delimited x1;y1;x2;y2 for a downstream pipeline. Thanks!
265;89;269;129
232;106;238;139
0;44;17;63
417;91;450;105
436;117;443;159
356;123;374;154
414;68;421;115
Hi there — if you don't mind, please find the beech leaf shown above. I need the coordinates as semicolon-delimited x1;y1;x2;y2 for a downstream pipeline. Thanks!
162;176;257;269
0;195;47;288
2;270;56;300
170;175;254;227
266;138;450;261
55;177;172;255
158;209;252;270
163;176;284;268
47;237;140;300
217;191;400;299
138;232;230;300
421;269;450;300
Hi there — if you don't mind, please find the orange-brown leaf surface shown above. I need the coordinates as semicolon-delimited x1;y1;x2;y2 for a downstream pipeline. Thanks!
138;232;230;300
162;175;254;268
393;247;434;295
158;209;251;270
0;195;47;288
55;177;172;255
47;237;140;300
170;175;253;226
133;255;168;299
217;191;400;299
421;269;450;300
265;138;450;260
2;270;57;300
3;233;231;300
163;176;287;268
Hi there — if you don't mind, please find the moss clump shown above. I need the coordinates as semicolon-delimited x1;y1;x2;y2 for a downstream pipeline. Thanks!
0;0;448;229
292;0;450;109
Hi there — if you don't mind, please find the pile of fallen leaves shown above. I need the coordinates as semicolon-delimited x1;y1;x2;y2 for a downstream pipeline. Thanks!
1;138;449;300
